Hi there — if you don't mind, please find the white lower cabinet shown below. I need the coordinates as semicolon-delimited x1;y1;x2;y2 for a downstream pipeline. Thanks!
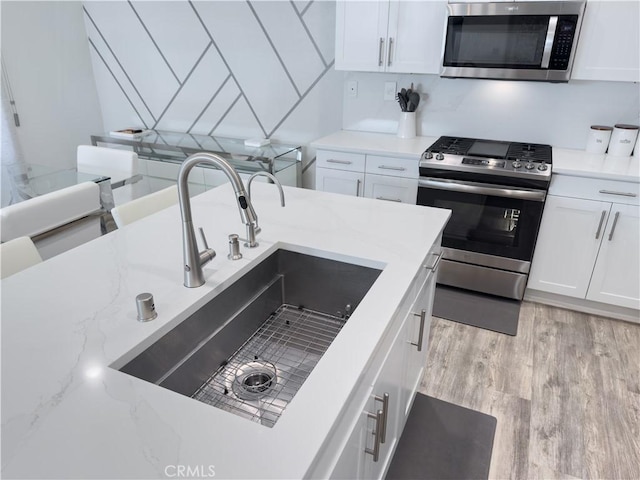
316;168;365;197
528;195;611;298
317;242;440;479
315;149;418;204
528;176;640;310
587;203;640;308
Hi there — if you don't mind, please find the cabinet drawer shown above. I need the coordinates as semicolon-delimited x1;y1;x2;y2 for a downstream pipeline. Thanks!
364;174;417;204
365;155;419;178
550;175;640;206
317;150;366;172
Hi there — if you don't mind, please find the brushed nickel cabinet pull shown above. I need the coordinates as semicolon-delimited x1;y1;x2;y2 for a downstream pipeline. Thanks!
326;159;352;165
595;210;607;239
388;37;394;66
374;393;390;444
378;165;406;171
608;211;620;241
425;252;442;271
365;409;384;462
376;196;402;202
599;189;637;197
378;38;385;67
411;309;427;352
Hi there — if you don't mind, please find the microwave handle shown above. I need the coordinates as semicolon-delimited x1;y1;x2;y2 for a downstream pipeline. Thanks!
541;16;558;69
418;178;547;202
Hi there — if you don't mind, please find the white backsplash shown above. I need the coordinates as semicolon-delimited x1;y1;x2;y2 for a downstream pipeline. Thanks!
342;72;640;150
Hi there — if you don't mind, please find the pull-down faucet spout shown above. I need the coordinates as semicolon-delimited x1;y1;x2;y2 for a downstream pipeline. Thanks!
177;152;257;288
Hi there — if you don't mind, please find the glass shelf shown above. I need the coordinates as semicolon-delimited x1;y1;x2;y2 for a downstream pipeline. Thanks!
91;130;302;183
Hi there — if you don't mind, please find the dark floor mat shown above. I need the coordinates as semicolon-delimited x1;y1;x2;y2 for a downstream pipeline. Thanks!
386;394;497;480
433;285;521;336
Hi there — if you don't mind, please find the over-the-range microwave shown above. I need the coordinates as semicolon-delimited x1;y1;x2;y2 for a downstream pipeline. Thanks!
441;1;586;82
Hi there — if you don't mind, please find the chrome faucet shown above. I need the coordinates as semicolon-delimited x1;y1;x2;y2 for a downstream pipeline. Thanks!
177;152;258;288
243;171;286;247
247;171;286;207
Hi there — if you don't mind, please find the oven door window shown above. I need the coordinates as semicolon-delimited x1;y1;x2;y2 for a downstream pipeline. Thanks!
418;186;544;261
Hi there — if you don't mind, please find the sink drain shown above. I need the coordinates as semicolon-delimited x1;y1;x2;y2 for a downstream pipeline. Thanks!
232;361;277;400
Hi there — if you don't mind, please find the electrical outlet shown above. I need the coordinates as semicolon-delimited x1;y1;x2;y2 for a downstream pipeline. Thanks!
384;81;397;101
348;81;358;98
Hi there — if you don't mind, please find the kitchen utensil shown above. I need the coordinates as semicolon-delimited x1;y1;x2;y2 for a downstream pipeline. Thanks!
408;92;420;112
397;92;408;112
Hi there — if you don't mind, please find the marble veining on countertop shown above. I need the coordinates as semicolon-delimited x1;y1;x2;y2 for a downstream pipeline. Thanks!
0;182;449;479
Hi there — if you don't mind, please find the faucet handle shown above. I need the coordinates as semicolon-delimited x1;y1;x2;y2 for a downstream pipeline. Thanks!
197;227;216;265
198;227;210;250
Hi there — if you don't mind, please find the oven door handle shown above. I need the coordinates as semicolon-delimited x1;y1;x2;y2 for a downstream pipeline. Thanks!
418;178;547;202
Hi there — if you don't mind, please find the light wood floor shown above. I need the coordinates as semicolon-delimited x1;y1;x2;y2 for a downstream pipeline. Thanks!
420;302;640;480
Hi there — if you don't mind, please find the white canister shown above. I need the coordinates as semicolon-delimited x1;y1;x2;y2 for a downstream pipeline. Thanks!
608;124;639;157
585;125;613;154
397;112;416;139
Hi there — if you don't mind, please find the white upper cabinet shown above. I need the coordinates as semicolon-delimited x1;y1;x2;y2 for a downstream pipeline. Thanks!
335;1;390;72
386;1;447;74
335;0;447;74
572;0;640;82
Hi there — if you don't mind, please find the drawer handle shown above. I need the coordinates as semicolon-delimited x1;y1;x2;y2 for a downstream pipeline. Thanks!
376;196;402;202
411;309;427;352
378;165;406;171
374;393;390;444
326;159;352;165
595;210;607;240
599;189;637;197
608;211;620;241
365;409;384;462
378;37;385;67
425;252;442;271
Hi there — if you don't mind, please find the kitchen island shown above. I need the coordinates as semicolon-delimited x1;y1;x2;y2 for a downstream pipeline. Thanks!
1;183;449;479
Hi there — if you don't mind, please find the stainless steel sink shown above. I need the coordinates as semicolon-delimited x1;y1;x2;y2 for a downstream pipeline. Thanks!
116;249;382;427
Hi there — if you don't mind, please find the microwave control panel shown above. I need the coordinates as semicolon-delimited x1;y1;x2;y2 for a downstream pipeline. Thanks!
549;16;579;70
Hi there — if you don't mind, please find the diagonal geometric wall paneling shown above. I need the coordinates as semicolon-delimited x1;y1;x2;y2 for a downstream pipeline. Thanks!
83;0;341;159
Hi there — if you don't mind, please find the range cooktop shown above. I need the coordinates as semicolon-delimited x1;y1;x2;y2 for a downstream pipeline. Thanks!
420;136;553;182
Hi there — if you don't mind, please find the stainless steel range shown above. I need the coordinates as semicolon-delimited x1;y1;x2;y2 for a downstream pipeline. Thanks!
417;136;552;300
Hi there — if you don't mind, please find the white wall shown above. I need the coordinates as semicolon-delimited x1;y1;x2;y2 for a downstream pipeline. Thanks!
83;0;343;188
342;72;640;150
1;1;104;168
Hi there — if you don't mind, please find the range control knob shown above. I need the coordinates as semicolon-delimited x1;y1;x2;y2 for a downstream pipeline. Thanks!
512;161;522;169
435;153;445;161
538;162;548;171
525;163;535;170
424;151;433;160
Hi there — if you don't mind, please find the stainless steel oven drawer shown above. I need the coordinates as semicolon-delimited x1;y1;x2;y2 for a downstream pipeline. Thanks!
437;259;528;300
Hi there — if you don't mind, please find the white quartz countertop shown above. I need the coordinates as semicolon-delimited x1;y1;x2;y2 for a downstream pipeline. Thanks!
312;130;640;183
552;147;640;183
312;130;437;159
1;183;450;479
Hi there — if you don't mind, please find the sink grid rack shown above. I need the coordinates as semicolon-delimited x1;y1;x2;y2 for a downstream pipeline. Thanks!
191;303;346;427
